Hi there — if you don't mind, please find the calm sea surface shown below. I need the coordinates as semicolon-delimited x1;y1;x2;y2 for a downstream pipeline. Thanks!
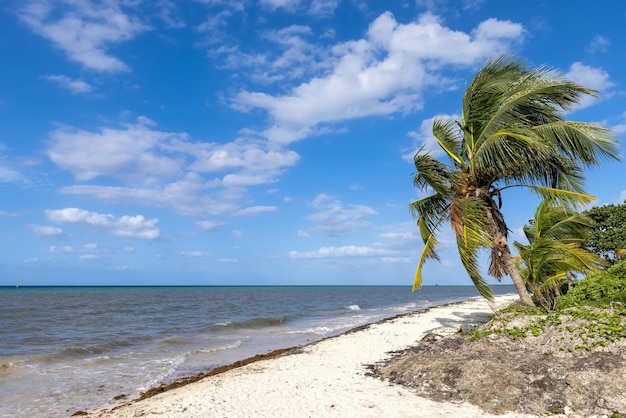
0;285;515;417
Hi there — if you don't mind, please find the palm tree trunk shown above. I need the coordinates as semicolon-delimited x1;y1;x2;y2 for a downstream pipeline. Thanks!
501;245;535;306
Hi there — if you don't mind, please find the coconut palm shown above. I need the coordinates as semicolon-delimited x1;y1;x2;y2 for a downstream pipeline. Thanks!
513;201;606;310
410;56;620;306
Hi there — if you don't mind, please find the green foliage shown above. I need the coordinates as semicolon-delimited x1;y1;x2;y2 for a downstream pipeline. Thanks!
513;201;605;310
472;304;626;353
409;55;620;306
584;201;626;264
557;259;626;307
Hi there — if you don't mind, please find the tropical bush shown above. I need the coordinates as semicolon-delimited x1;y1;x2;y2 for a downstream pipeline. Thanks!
514;201;605;310
556;259;626;307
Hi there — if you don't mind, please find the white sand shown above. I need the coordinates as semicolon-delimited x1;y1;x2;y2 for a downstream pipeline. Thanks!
92;295;536;418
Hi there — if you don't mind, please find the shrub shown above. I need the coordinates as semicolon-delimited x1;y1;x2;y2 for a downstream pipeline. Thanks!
557;259;626;308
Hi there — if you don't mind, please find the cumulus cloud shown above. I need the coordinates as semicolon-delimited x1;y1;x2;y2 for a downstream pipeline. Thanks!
306;193;377;235
45;208;160;239
19;0;149;72
47;117;186;182
189;138;299;176
48;117;300;217
234;12;524;144
565;62;613;108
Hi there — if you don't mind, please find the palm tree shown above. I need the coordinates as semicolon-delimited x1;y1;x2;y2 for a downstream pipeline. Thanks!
410;56;620;306
513;201;606;310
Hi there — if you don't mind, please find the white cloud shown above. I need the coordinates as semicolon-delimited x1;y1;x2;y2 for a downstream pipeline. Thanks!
0;166;23;183
47;117;186;182
79;254;100;260
49;118;300;216
234;12;523;144
178;251;211;257
59;180;239;217
155;0;186;28
45;208;160;239
379;230;415;241
403;113;460;163
289;245;395;259
46;245;75;253
45;74;92;93
297;229;309;237
30;225;64;237
565;62;613;108
196;220;226;231
232;206;277;216
210;24;328;84
565;62;613;91
587;35;610;54
19;0;149;72
309;0;339;16
307;194;377;235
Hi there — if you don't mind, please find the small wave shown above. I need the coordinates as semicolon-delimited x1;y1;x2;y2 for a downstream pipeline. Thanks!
55;335;155;359
193;340;242;354
0;360;24;376
387;302;419;312
204;317;286;331
345;304;361;311
84;355;117;365
205;321;231;329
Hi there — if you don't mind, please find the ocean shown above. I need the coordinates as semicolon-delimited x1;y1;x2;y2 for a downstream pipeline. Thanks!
0;285;516;417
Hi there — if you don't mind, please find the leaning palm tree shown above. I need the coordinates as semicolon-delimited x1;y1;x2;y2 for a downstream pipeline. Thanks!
410;56;620;306
513;201;606;310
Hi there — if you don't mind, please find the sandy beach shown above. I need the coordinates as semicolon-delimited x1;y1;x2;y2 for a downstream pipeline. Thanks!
87;295;538;418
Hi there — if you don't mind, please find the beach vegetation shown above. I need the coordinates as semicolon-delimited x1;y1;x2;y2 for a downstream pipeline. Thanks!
471;303;626;353
513;201;606;310
556;258;626;308
583;201;626;264
409;55;620;306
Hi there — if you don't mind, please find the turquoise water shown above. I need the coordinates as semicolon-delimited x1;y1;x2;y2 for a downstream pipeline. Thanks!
0;285;515;417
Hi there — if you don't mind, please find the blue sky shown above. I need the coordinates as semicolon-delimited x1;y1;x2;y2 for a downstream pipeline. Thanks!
0;0;624;286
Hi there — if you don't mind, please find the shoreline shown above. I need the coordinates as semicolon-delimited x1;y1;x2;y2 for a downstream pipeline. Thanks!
86;294;534;418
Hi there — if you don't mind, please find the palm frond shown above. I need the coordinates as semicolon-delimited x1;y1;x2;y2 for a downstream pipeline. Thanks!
412;152;453;196
432;117;464;167
409;194;450;235
412;200;451;291
527;186;596;209
533;122;621;165
456;233;493;300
